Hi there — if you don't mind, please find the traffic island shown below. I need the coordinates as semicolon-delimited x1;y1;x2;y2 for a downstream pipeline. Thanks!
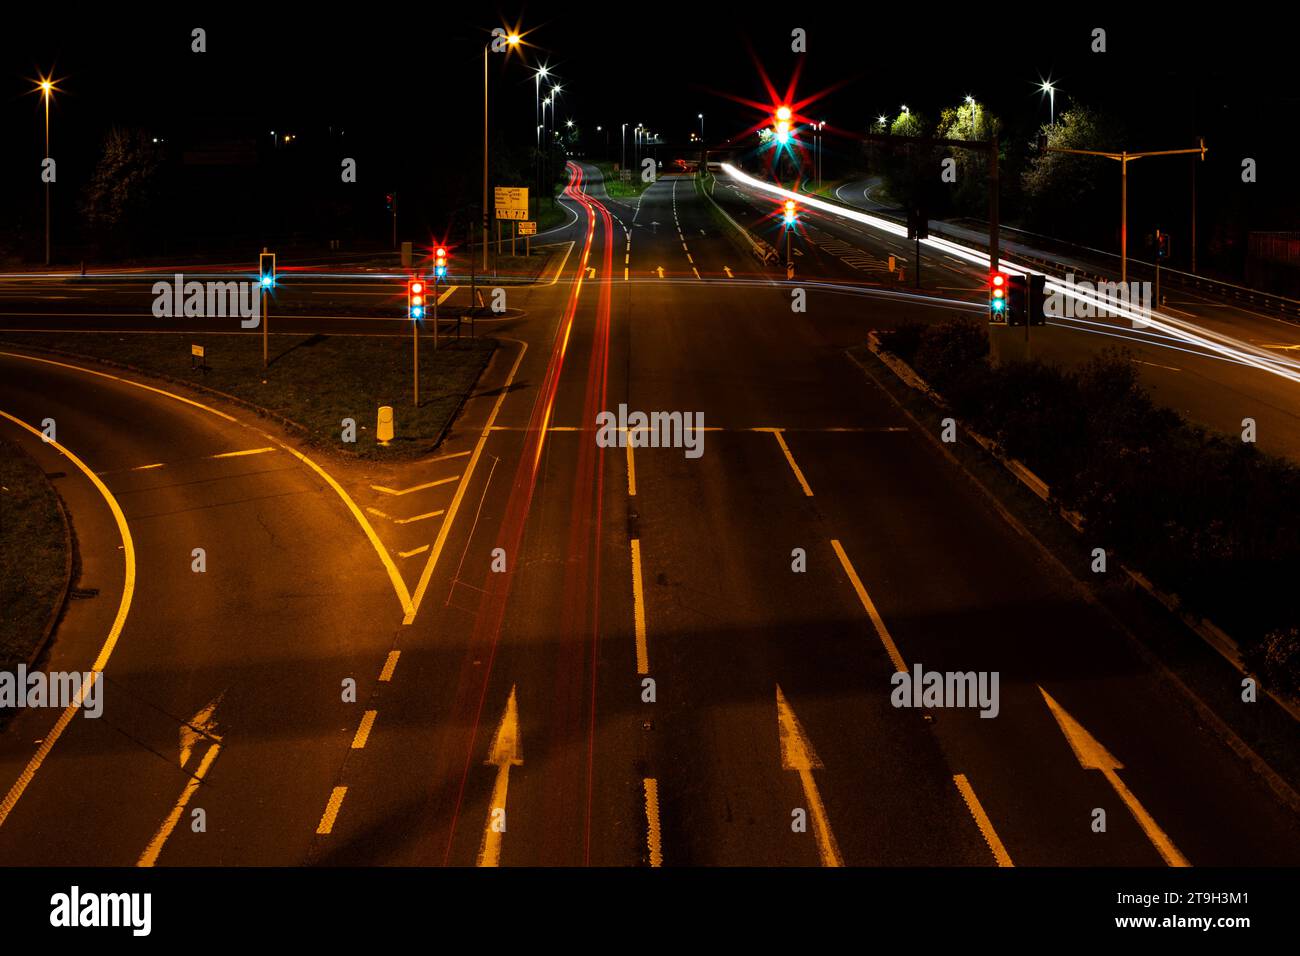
0;437;72;676
0;332;497;460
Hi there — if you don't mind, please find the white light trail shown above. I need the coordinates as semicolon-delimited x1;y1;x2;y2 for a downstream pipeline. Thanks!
720;163;1300;384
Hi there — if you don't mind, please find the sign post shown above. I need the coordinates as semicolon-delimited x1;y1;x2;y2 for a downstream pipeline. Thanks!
258;250;275;369
519;220;536;257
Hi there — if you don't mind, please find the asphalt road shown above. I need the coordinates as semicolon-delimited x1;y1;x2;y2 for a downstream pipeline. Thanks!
2;162;1298;867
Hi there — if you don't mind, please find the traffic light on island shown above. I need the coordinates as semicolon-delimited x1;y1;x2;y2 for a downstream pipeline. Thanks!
259;251;276;289
989;271;1008;323
782;199;797;226
407;276;425;320
434;247;448;281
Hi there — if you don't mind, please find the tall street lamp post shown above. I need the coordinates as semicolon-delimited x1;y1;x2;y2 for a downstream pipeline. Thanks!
483;30;521;270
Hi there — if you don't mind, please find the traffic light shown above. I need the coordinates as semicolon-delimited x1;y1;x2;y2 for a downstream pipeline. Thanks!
258;251;276;289
782;199;796;226
385;193;394;211
907;207;928;241
774;105;792;144
1007;274;1028;326
407;276;425;320
434;246;448;281
1155;229;1171;260
1028;274;1047;326
989;271;1008;323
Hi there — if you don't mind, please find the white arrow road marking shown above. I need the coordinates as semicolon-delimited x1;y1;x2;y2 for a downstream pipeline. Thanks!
478;685;522;867
1039;687;1190;867
179;694;223;769
776;685;843;866
139;696;224;867
724;267;734;278
656;266;664;279
587;266;597;279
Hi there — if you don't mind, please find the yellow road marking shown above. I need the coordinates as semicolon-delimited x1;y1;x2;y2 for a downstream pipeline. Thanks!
393;510;444;525
0;410;136;829
369;475;460;496
436;285;458;305
351;710;378;749
953;774;1013;867
757;428;813;497
0;350;413;618
378;651;400;682
131;462;164;471
644;778;663;867
423;449;472;463
276;443;412;617
724;267;734;278
316;787;348;834
830;539;907;673
211;446;275;459
405;339;529;625
630;539;650;674
775;685;843;866
0;351;236;421
692;267;701;279
136;742;221;867
624;267;629;281
626;442;637;497
398;544;430;558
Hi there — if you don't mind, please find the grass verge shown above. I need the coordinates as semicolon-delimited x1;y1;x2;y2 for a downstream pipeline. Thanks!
596;162;654;198
0;438;70;672
0;332;496;460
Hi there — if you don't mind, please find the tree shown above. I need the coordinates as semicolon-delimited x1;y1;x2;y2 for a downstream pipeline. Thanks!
81;127;164;256
1021;106;1124;240
935;99;1000;217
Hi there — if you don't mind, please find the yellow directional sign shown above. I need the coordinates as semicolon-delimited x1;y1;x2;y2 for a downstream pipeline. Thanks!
494;186;528;220
518;221;537;236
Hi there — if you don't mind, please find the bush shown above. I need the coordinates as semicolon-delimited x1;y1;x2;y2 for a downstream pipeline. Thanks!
878;336;1300;697
912;317;989;395
1246;628;1300;701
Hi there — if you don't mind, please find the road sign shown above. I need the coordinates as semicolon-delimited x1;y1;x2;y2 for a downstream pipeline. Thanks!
518;221;537;236
494;186;528;221
191;344;205;358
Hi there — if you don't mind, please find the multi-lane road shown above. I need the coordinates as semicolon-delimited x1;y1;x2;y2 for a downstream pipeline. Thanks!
2;161;1298;866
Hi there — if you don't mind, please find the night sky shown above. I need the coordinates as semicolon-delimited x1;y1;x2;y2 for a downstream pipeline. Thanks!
4;9;1297;250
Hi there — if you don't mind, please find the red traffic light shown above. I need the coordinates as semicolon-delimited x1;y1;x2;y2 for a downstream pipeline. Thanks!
991;273;1005;288
434;247;447;260
410;280;424;294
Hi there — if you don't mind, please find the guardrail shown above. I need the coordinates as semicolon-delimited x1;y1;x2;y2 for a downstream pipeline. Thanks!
698;174;778;265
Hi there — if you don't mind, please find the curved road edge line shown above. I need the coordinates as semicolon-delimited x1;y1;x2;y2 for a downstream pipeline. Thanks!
0;409;136;829
0;349;412;619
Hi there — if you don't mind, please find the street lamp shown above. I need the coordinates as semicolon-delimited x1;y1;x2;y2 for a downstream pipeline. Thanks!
1040;80;1056;126
621;122;627;170
34;74;59;267
533;65;549;200
698;112;704;141
482;28;522;270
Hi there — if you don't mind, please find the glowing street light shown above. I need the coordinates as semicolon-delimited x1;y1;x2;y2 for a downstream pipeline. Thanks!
33;72;60;266
1040;79;1056;126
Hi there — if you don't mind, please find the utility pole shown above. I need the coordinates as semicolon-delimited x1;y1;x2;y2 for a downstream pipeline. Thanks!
1041;138;1207;284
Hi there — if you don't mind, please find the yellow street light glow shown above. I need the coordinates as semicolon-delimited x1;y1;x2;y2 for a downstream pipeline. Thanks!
507;34;521;45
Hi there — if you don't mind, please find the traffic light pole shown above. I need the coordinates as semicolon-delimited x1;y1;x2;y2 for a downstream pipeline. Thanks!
262;288;267;368
413;315;419;407
482;44;490;273
1039;139;1206;285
